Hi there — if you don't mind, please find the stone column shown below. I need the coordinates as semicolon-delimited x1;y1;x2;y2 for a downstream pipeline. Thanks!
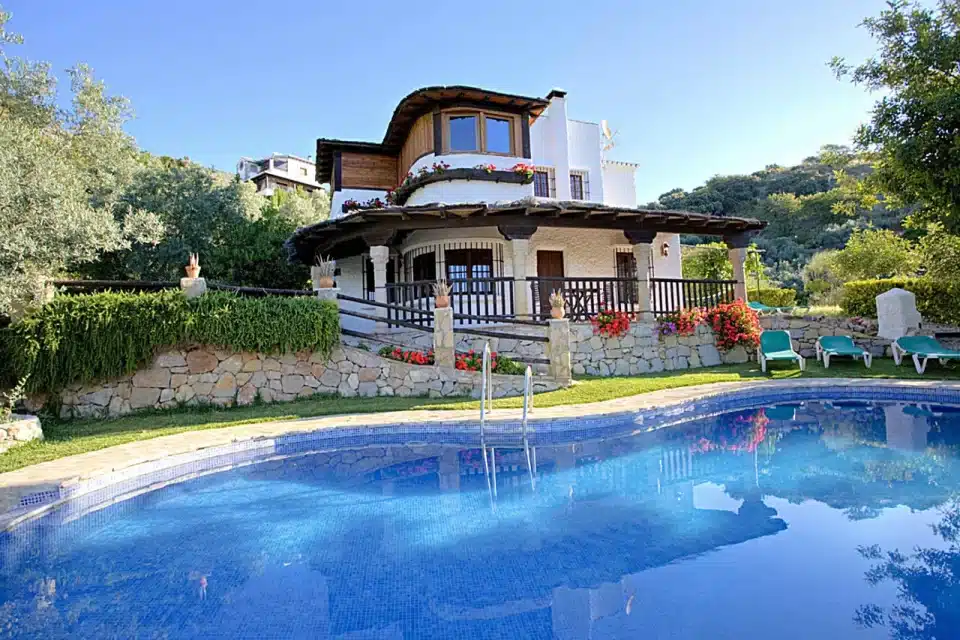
499;225;537;320
548;318;572;384
724;233;755;302
511;238;531;318
369;245;390;329
625;230;656;322
180;277;207;299
316;288;340;303
433;306;455;368
727;247;748;301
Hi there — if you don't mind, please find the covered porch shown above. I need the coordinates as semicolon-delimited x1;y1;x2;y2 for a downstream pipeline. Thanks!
286;198;766;328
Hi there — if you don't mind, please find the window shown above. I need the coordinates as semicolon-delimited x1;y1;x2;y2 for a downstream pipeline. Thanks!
300;167;309;177
569;170;589;200
449;115;479;152
444;111;516;155
445;248;494;293
533;169;553;197
273;158;288;172
485;117;511;154
412;252;436;282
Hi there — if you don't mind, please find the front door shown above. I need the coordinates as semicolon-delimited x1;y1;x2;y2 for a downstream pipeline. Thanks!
536;251;564;319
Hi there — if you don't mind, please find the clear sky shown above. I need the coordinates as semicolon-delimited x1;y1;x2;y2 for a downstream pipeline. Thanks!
5;0;885;203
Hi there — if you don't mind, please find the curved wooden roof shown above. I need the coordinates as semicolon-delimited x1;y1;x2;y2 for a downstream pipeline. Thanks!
316;85;551;181
285;197;767;262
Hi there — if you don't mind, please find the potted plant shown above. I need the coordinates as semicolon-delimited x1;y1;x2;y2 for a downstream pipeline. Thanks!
549;290;566;319
433;279;452;308
185;253;201;279
312;255;336;289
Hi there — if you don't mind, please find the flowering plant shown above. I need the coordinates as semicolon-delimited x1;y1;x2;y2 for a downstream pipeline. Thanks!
431;161;450;173
343;197;386;212
453;350;524;374
474;163;497;174
343;198;359;209
378;346;435;366
511;162;535;181
591;309;633;338
658;307;704;337
703;299;762;351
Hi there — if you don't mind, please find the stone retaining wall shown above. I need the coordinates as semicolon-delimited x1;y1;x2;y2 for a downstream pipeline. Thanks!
758;315;960;358
342;326;549;367
57;345;561;420
568;322;749;377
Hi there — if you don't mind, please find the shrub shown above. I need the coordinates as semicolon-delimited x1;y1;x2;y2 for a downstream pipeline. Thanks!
747;287;797;307
703;300;762;351
2;291;339;393
840;278;960;324
591;309;632;338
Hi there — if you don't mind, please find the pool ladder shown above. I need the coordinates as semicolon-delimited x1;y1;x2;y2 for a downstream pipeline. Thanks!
479;343;537;498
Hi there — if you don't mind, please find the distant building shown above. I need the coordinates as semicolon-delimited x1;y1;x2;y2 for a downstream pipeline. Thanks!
237;154;322;195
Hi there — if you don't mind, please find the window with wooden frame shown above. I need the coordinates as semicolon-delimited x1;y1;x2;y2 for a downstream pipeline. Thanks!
569;170;589;200
533;167;555;198
442;110;519;156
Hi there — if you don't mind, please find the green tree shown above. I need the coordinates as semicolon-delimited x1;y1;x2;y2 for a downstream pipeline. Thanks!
831;228;919;281
801;250;844;304
0;8;154;315
832;0;960;233
918;223;960;280
682;242;732;280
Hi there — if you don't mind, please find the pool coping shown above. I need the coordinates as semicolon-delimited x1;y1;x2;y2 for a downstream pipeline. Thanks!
2;377;959;531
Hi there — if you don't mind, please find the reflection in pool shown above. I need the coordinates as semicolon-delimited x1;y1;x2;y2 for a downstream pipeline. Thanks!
1;401;960;639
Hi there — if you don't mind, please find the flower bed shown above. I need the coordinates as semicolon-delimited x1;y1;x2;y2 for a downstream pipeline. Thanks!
704;300;762;351
455;350;525;375
657;307;704;338
591;309;633;338
378;347;435;365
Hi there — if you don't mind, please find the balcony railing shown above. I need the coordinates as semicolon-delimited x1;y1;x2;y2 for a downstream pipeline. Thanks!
529;277;637;321
650;278;736;315
384;277;516;327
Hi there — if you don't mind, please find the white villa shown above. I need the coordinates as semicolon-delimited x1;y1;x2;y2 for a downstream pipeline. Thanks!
237;153;322;196
287;86;764;331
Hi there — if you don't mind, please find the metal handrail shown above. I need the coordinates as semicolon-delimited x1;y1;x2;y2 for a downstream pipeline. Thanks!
521;365;533;439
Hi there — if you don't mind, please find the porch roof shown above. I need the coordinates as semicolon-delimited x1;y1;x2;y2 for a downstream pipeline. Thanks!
285;197;766;262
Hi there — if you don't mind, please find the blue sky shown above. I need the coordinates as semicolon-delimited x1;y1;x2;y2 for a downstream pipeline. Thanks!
5;0;885;203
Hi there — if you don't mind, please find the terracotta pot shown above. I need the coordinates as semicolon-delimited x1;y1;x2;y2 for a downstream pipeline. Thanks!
551;306;565;319
319;276;335;289
435;295;450;309
185;265;201;279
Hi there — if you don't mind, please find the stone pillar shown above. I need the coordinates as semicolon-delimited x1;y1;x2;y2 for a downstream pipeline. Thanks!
727;247;748;301
369;245;390;329
316;288;340;303
724;232;756;302
548;318;572;384
511;238;531;318
433;306;455;368
625;230;656;322
180;277;207;299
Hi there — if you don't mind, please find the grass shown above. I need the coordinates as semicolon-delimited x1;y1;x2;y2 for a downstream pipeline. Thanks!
1;357;958;474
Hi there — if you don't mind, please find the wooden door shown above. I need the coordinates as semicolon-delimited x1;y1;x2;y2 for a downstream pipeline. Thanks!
536;251;564;318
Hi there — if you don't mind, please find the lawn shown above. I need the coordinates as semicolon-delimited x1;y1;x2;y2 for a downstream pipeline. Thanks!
1;357;957;474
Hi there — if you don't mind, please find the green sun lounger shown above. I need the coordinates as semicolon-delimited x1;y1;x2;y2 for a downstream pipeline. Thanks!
892;336;960;374
758;330;805;372
748;301;779;314
816;336;872;369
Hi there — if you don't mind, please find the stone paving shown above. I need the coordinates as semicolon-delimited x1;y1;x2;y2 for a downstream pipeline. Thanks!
2;377;957;527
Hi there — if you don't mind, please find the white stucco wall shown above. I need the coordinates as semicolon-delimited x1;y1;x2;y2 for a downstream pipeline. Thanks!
601;163;638;207
652;233;682;279
404;153;534;205
567;119;604;203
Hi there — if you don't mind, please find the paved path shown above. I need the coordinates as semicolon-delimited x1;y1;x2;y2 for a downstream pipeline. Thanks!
0;377;955;523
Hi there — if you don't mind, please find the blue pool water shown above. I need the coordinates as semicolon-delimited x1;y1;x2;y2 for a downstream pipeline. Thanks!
2;401;960;639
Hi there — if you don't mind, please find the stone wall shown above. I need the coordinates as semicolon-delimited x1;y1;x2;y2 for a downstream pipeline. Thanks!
758;314;960;358
568;322;748;377
58;345;561;420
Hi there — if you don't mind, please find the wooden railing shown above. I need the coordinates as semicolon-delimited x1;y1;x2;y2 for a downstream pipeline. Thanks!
384;277;516;327
650;278;736;315
528;277;637;321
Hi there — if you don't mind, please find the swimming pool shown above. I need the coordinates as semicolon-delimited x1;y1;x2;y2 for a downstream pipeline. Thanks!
1;397;959;639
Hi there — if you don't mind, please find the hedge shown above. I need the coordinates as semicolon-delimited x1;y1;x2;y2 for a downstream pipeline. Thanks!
747;288;797;307
840;278;960;324
1;291;339;393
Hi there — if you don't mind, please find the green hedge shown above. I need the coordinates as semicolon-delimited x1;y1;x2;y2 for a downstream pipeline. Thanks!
747;288;797;307
840;278;960;323
1;291;339;393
